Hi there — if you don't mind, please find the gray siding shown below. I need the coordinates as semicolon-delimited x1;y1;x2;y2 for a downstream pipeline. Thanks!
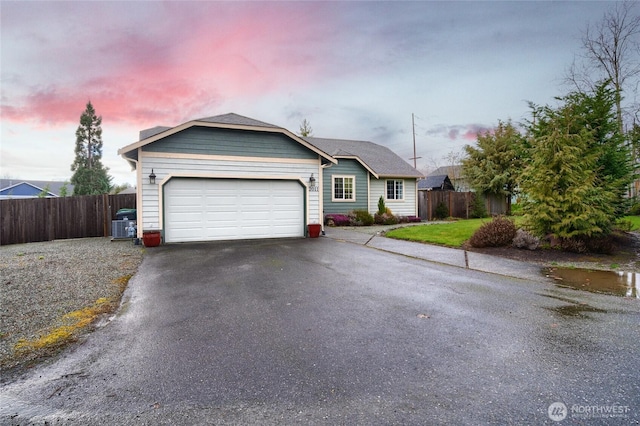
143;127;316;159
322;159;369;214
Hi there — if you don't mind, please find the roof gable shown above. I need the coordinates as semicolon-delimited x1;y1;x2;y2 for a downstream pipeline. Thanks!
119;113;336;167
304;137;423;178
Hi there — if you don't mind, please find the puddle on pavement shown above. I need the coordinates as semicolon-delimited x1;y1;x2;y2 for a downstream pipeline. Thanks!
548;304;608;317
544;267;639;298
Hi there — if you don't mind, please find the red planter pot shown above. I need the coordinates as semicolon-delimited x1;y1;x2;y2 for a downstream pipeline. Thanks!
143;231;162;247
307;224;321;238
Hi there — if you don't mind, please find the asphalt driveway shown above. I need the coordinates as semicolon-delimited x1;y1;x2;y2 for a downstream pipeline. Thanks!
1;235;639;424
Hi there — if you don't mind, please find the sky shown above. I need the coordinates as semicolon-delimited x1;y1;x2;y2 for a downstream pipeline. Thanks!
0;1;621;186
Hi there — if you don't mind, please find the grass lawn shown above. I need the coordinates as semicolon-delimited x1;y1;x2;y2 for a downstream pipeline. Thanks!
385;219;487;247
385;216;640;247
623;215;640;231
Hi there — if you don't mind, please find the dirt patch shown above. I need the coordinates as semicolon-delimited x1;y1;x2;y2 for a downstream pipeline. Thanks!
464;231;640;272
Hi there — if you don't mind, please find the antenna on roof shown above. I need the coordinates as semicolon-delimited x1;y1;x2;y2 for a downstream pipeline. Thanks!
408;113;422;169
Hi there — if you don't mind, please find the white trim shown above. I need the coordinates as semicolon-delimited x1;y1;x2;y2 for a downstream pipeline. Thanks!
333;155;379;179
141;151;319;164
332;175;356;202
157;173;310;231
385;179;405;201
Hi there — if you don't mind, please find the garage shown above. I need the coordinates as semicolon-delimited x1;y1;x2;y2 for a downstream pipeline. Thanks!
164;178;305;243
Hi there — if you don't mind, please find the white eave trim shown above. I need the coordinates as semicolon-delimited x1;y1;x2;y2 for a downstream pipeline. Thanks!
333;155;379;179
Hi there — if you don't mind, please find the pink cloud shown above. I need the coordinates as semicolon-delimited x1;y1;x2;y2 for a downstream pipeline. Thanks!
1;2;335;127
437;124;491;142
463;124;491;140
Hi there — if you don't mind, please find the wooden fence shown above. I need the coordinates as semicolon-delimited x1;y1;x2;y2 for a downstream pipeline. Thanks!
0;194;136;246
418;191;506;221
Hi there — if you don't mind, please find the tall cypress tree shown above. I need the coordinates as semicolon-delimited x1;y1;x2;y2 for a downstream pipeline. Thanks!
521;83;630;240
70;102;112;195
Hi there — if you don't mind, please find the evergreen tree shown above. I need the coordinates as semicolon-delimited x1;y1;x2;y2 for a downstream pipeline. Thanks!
70;102;112;195
521;86;623;240
462;120;524;215
299;118;313;137
529;82;633;219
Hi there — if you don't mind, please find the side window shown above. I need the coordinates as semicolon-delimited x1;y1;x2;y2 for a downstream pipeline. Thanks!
386;179;404;200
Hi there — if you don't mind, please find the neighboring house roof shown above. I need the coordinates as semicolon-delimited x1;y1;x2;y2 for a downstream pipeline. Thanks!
119;113;336;168
428;165;470;191
304;137;423;179
429;165;463;177
0;180;73;198
418;175;455;191
117;186;137;195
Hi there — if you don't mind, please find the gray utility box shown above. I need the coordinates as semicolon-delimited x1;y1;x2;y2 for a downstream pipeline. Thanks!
112;220;137;239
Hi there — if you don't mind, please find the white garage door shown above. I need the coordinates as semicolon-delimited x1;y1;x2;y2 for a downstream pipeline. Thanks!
164;178;304;243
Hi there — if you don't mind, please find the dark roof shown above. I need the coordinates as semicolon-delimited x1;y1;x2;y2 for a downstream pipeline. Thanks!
140;126;172;141
304;137;423;178
138;113;281;141
418;175;454;190
194;113;280;129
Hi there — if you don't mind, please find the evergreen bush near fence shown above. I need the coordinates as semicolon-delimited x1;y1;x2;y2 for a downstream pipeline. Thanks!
434;201;449;220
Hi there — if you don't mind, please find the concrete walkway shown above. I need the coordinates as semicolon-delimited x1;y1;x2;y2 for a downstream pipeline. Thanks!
323;225;545;282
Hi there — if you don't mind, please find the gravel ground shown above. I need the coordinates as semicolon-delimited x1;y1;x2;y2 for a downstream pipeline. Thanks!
0;238;143;376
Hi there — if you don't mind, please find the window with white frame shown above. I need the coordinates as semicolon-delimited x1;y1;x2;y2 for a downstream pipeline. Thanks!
386;179;404;200
333;176;355;201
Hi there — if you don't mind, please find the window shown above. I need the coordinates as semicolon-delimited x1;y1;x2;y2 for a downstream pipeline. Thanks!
333;176;355;201
386;179;404;200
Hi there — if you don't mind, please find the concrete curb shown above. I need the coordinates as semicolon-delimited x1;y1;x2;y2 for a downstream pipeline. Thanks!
325;227;545;282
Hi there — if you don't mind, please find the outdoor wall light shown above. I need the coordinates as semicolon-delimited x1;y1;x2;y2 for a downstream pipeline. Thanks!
309;173;316;186
149;169;156;185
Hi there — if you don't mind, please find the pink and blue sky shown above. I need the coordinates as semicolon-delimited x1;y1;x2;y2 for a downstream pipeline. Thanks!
1;1;617;185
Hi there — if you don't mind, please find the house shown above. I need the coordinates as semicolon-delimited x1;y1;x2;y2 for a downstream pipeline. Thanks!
303;137;423;217
427;165;470;192
0;179;73;199
417;175;455;192
117;113;422;243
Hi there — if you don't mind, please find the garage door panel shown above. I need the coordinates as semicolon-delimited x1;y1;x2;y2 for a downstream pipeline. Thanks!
165;178;304;242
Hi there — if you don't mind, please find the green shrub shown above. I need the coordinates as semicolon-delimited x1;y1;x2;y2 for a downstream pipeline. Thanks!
377;196;386;215
374;212;399;225
350;209;374;226
627;202;640;216
469;216;517;248
469;194;487;219
434;202;449;220
510;202;523;216
616;219;633;232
